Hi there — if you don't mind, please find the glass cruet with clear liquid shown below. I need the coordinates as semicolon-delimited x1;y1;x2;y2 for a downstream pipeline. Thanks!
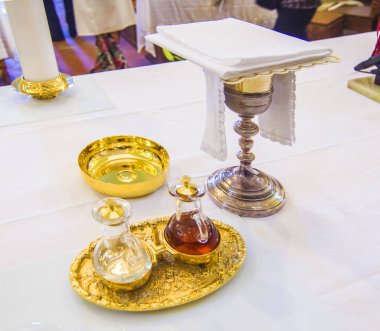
164;176;220;261
92;197;153;290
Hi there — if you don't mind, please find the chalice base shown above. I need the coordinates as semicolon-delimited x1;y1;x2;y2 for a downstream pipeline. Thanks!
207;166;285;217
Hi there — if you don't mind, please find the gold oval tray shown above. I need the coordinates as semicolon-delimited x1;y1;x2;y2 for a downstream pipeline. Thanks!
69;217;246;311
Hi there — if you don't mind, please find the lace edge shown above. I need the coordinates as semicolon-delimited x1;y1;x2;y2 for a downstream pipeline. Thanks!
259;71;296;146
200;71;228;161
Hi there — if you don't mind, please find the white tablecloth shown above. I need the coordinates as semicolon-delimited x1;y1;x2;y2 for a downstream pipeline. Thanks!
136;0;277;56
0;32;379;330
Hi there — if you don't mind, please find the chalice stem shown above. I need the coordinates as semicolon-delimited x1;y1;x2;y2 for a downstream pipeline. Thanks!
207;75;285;217
235;116;258;173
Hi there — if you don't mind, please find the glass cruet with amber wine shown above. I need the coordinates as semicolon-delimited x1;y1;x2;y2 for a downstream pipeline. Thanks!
92;197;154;290
164;176;220;264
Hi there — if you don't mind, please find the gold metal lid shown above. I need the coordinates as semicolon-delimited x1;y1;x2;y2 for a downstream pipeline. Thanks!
169;176;205;201
100;198;125;220
92;197;131;226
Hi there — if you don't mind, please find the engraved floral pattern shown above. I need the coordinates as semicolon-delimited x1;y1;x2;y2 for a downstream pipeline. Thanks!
69;218;246;311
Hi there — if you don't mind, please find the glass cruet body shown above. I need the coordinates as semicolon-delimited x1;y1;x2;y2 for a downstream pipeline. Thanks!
92;197;153;285
164;176;220;255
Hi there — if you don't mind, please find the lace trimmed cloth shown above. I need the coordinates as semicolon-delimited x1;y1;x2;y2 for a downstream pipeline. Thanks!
146;18;332;160
202;70;296;161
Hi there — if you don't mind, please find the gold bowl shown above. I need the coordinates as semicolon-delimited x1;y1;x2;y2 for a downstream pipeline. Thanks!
78;136;169;198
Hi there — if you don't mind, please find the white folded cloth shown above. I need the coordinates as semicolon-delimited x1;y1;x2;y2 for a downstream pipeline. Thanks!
146;18;332;160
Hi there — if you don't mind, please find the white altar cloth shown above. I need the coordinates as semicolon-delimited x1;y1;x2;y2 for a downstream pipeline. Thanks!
136;0;277;56
0;76;115;127
0;32;379;331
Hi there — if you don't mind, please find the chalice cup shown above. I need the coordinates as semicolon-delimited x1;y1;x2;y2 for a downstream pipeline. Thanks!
207;74;285;217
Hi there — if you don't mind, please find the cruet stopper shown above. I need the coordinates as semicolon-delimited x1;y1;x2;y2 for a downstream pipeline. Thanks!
92;197;154;290
164;176;220;264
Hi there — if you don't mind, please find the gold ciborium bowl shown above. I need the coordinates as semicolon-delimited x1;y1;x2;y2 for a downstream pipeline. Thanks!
78;136;169;198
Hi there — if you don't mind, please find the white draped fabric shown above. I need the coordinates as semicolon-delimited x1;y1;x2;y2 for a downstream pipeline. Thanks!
147;18;332;160
0;2;15;59
136;0;277;56
73;0;136;36
0;32;379;330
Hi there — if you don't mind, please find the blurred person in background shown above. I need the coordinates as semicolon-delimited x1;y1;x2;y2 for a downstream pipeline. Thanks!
44;0;77;41
274;0;319;40
73;0;136;72
372;18;380;56
257;0;319;40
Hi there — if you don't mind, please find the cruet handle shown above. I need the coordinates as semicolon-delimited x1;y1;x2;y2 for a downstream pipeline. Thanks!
193;199;209;243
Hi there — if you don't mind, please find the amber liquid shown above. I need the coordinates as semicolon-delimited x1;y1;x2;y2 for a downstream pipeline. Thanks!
164;211;220;255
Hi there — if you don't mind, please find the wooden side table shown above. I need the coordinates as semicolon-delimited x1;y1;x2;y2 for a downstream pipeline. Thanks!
307;11;345;40
336;5;376;32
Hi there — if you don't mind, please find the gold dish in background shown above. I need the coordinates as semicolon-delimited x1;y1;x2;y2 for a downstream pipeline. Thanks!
69;217;246;311
347;76;380;103
78;136;169;198
11;73;74;99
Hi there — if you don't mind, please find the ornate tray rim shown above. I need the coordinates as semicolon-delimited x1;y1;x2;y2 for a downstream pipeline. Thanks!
69;217;246;311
